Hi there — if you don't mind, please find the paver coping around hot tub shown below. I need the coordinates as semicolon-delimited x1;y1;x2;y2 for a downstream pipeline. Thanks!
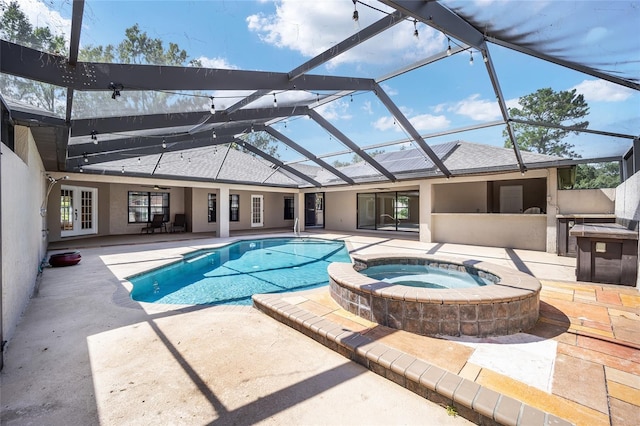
328;253;542;337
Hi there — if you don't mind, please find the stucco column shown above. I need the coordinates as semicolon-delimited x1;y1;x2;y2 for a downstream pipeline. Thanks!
419;181;433;243
546;168;558;253
218;186;229;238
294;192;305;232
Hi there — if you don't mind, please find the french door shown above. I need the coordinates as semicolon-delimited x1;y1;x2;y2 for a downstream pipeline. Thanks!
60;185;98;237
251;195;263;227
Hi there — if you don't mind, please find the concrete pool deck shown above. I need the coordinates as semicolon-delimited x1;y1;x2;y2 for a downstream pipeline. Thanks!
1;231;639;425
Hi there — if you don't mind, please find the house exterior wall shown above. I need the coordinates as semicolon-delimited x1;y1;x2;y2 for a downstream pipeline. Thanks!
324;191;357;231
1;127;48;345
557;188;615;214
226;190;294;231
190;187;217;233
433;181;486;213
432;213;547;251
45;181;111;241
614;170;640;287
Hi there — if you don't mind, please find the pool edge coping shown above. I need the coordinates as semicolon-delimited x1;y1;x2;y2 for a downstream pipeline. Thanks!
252;294;574;426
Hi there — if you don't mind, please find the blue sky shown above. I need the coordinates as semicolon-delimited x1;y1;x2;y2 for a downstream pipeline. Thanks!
10;0;640;163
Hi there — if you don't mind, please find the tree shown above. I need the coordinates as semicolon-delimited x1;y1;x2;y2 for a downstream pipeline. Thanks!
76;24;203;116
574;162;620;189
504;87;589;158
0;1;67;113
332;149;385;168
236;131;280;159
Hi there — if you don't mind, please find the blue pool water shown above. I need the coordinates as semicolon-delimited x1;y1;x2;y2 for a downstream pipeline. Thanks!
129;238;351;305
361;264;494;289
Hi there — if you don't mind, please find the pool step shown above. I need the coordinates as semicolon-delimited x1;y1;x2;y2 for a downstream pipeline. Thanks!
252;293;574;426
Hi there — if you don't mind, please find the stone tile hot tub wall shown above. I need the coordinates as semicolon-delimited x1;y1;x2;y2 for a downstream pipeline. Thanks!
328;254;541;337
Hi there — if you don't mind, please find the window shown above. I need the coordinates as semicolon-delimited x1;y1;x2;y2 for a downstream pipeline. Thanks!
357;191;418;232
128;191;169;223
208;193;217;222
284;196;294;220
230;194;239;222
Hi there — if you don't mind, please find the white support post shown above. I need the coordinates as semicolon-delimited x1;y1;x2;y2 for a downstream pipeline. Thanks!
546;168;558;253
218;186;230;238
295;192;305;232
419;181;433;243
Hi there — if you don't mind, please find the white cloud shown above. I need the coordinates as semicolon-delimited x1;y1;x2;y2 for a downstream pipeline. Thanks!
572;79;634;102
11;0;71;37
583;27;608;44
196;56;238;70
380;83;398;97
372;116;396;131
246;0;445;69
362;101;373;115
450;94;502;121
373;113;449;132
317;99;352;120
505;97;520;110
409;113;450;131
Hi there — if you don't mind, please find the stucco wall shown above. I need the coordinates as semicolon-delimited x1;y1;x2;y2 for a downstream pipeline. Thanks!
433;181;486;213
262;192;296;229
557;188;615;214
324;190;357;231
615;171;640;225
46;181;111;241
432;213;547;251
615;171;640;287
1;127;48;345
190;187;217;233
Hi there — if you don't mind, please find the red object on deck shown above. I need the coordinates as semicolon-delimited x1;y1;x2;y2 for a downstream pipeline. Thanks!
49;251;82;267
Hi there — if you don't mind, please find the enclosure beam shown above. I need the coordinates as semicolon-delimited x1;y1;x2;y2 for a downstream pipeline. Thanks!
264;126;355;185
308;110;396;182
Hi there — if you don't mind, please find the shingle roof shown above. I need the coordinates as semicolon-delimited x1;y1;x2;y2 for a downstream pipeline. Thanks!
82;139;566;187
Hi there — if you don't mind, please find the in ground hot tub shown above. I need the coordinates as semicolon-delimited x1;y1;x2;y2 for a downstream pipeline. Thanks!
328;254;541;337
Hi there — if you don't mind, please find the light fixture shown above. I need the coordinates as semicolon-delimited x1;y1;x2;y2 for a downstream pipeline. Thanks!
212;129;217;139
350;94;353;102
91;130;98;144
316;93;320;103
109;82;123;100
446;37;452;56
210;96;215;114
79;165;84;173
162;138;167;149
482;51;489;63
352;0;358;21
180;153;184;161
469;51;474;65
413;20;419;38
188;158;191;164
251;124;254;133
137;157;141;164
121;165;125;174
83;153;89;163
273;93;278;107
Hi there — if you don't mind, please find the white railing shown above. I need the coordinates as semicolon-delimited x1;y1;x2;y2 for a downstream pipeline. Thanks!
293;217;300;237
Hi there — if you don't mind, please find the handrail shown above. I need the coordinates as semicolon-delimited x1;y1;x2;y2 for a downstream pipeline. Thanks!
293;217;300;236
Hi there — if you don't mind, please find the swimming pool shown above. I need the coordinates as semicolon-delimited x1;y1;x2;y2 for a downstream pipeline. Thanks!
129;238;351;305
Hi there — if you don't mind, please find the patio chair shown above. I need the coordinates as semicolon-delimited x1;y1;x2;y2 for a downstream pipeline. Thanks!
172;214;187;233
141;214;167;234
